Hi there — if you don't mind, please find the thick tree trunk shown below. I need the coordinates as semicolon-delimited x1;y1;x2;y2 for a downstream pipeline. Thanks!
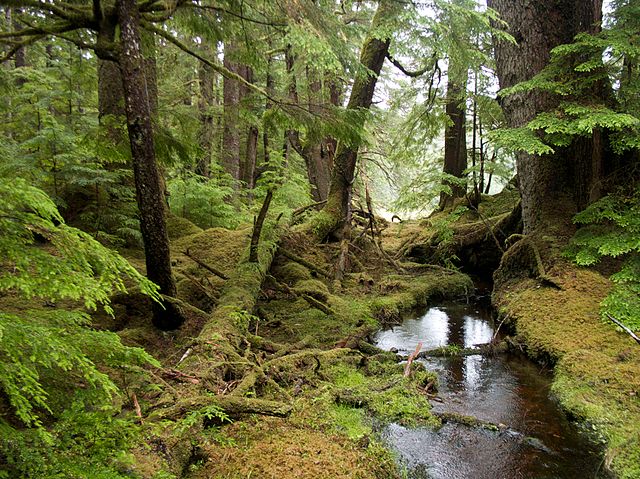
304;68;331;202
313;0;399;241
243;125;258;188
196;60;215;178
239;65;258;188
117;0;182;330
488;0;603;235
439;73;468;209
222;42;241;183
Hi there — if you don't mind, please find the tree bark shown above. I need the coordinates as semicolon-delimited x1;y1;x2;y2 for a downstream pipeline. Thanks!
313;0;399;241
487;0;603;235
439;71;468;209
304;67;332;202
117;0;182;330
222;41;242;183
196;59;215;178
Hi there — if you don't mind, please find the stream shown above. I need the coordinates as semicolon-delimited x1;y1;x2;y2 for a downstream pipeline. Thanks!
373;298;607;479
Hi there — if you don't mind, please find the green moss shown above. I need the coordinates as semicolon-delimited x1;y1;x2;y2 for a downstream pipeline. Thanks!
329;404;372;439
293;279;331;302
275;262;312;285
494;265;640;478
369;272;473;323
165;213;202;240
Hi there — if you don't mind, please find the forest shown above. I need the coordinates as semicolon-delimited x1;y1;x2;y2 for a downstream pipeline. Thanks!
0;0;639;477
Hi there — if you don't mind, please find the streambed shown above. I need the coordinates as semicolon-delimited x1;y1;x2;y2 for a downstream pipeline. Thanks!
374;300;607;479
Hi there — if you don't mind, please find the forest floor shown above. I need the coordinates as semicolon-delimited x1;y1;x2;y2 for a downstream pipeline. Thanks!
107;190;639;479
111;213;472;478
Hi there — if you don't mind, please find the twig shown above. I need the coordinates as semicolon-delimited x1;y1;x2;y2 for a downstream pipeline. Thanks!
404;341;423;377
292;200;327;218
606;314;640;345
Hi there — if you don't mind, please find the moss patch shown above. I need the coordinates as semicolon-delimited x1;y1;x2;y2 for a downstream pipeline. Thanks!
192;417;398;479
494;266;640;478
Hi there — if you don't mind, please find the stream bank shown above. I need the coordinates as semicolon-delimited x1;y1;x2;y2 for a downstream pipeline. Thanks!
492;262;640;479
375;300;608;479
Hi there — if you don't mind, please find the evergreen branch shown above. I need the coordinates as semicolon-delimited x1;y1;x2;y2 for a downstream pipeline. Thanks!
3;0;94;26
143;21;296;110
0;34;44;62
140;0;189;22
0;20;79;39
186;3;287;28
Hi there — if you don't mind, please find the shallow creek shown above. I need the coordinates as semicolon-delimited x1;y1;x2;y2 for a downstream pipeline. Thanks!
373;299;607;479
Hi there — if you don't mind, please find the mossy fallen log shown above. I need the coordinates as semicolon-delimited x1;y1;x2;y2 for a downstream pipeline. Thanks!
414;341;509;359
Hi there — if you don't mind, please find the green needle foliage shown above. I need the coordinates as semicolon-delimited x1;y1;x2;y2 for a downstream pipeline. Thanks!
0;177;160;477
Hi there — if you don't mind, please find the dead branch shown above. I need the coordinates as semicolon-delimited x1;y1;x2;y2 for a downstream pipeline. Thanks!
404;342;423;376
182;249;229;280
249;190;273;263
606;314;640;345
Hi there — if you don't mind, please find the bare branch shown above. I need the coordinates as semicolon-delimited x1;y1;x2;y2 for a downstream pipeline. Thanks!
386;52;430;77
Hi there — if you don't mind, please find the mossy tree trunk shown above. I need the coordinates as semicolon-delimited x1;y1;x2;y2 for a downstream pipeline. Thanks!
488;0;603;235
117;0;182;330
313;0;399;241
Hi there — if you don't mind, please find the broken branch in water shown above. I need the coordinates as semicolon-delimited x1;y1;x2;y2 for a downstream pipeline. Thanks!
404;341;423;376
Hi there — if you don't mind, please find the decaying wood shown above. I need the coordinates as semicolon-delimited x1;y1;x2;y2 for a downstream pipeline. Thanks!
132;392;143;424
267;275;335;316
182;249;230;280
179;271;216;302
414;341;508;359
249;189;273;263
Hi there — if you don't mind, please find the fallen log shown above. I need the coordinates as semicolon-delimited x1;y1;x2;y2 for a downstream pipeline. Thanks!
414;341;509;359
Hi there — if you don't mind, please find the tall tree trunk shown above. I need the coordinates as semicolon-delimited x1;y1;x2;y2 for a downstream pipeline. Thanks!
304;67;331;202
117;0;182;330
239;65;258;188
313;0;399;241
97;18;125;136
439;71;468;210
196;59;215;178
244;125;259;189
222;42;241;183
488;0;603;235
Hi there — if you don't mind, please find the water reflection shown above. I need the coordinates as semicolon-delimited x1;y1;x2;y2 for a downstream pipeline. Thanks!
373;302;606;479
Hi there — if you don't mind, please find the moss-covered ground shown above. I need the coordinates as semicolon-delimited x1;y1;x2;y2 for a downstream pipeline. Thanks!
104;213;473;479
494;264;640;478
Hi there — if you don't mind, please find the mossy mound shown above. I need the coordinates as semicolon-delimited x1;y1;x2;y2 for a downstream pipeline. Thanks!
293;279;331;302
193;417;397;479
274;262;312;285
494;265;640;478
166;213;203;240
